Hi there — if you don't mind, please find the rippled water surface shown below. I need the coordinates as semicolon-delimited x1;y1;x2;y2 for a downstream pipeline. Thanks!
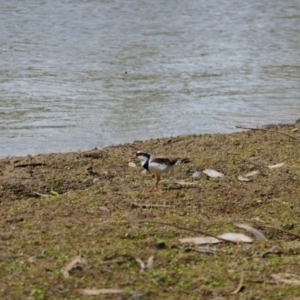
0;0;300;156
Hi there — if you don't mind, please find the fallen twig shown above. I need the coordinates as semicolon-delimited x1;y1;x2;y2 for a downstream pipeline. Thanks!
14;163;46;168
261;245;283;258
181;246;219;255
33;191;50;198
138;221;237;244
236;125;299;141
75;289;124;295
135;257;146;272
102;256;132;265
231;272;245;294
131;202;173;208
259;224;300;239
61;255;87;278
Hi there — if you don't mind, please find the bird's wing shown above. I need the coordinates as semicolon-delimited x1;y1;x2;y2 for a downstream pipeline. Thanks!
150;157;171;166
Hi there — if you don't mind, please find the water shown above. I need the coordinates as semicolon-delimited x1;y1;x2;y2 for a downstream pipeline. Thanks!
0;0;300;157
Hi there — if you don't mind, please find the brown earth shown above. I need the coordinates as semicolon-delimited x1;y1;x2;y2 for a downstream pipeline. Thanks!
1;123;300;299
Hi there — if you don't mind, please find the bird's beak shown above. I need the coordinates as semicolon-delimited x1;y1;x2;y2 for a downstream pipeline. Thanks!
132;154;137;159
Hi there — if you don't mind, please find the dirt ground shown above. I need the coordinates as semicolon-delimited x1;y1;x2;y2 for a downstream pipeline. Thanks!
1;123;300;299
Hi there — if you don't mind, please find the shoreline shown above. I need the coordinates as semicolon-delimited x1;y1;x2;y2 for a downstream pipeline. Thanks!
1;122;297;160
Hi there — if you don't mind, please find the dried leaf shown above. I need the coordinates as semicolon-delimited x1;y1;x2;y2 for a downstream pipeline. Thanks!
98;206;110;212
135;256;154;271
291;127;298;132
217;233;253;243
238;175;251;182
268;162;285;169
135;257;146;272
93;178;99;184
231;272;245;294
261;245;283;258
234;223;267;240
128;162;137;168
203;169;224;178
192;171;201;179
245;170;260;177
179;237;220;245
270;273;300;285
146;256;154;269
174;181;200;186
61;255;87;278
75;289;124;295
27;256;38;264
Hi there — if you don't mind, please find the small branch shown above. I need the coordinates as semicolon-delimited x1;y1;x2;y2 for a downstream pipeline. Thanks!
236;125;299;141
231;272;245;294
180;246;219;255
33;191;50;198
261;245;283;258
260;224;300;240
131;202;173;208
14;163;46;169
138;221;237;244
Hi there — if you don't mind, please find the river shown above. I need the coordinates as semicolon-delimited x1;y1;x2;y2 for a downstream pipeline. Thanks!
0;0;299;156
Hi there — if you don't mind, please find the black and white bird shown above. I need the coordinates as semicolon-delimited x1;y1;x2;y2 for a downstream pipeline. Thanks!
133;151;190;188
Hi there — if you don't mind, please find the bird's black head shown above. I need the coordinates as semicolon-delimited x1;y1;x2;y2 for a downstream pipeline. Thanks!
133;151;150;159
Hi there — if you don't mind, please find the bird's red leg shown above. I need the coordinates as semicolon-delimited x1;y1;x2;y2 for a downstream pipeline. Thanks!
149;175;161;192
155;175;161;189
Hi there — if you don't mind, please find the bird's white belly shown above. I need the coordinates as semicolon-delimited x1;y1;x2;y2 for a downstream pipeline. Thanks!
149;162;169;174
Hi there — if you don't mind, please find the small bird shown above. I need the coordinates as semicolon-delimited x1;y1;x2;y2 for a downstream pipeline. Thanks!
133;151;190;188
